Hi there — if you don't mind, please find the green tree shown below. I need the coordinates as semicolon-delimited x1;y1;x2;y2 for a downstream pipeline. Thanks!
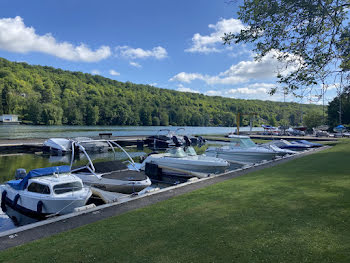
223;0;350;93
152;116;160;126
1;85;11;114
86;105;99;125
25;98;42;124
140;108;152;126
304;111;323;131
41;104;63;125
159;111;169;126
327;91;350;127
268;116;277;127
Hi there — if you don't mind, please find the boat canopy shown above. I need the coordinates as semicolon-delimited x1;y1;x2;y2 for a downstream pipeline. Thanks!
7;165;71;190
334;125;346;131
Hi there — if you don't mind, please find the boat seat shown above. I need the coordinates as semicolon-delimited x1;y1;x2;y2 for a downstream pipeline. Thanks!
102;170;148;181
7;179;22;190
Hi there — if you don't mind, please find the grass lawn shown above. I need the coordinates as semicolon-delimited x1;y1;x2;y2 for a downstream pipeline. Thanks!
1;140;350;262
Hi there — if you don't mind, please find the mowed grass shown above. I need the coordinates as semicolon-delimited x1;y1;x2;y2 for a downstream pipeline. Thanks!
1;140;350;262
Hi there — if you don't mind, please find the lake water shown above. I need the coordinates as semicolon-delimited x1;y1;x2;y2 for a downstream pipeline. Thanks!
0;125;263;232
0;125;263;139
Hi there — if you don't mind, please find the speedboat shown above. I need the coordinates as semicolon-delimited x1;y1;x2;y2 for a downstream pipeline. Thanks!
206;135;282;164
140;146;230;177
291;140;323;148
70;140;151;194
145;129;181;149
0;166;92;219
268;139;311;151
145;128;205;149
261;144;297;155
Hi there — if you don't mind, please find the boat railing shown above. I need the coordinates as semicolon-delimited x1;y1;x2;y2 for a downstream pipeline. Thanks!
70;139;140;180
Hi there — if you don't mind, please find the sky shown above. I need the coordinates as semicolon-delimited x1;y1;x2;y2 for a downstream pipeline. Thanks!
0;0;338;104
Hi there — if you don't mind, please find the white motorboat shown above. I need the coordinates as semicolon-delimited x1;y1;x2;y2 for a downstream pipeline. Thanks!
43;138;72;153
205;135;281;164
0;166;92;219
70;140;151;194
140;146;230;177
44;137;109;154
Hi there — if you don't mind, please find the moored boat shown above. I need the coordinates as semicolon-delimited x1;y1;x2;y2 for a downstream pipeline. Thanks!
70;140;151;194
205;135;281;164
140;146;230;177
0;166;92;219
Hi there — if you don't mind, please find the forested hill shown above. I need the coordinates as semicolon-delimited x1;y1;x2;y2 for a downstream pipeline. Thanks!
0;57;321;126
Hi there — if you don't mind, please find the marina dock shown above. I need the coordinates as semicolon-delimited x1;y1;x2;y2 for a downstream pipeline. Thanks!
0;135;337;154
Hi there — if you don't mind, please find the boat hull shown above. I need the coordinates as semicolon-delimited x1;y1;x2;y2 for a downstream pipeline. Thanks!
75;174;152;194
206;149;277;164
1;185;91;219
142;155;229;175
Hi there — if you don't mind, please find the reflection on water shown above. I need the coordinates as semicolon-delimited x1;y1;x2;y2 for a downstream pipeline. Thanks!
1;204;39;227
0;208;16;232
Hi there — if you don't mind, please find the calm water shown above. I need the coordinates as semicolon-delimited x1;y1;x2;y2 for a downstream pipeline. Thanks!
0;125;263;139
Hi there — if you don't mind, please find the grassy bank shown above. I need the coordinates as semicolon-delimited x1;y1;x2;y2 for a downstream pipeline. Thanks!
1;140;350;262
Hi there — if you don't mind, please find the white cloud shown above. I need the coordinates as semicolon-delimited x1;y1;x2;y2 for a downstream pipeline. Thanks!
325;83;339;91
186;18;245;53
116;45;167;60
170;50;298;86
109;69;120;76
0;16;111;62
129;61;142;68
205;90;223;96
227;87;268;95
176;84;200;94
177;87;200;94
91;69;100;75
170;72;206;83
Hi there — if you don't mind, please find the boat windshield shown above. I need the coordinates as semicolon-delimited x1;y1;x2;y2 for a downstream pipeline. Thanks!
167;148;187;158
53;182;83;194
281;140;292;145
229;138;256;148
185;146;197;156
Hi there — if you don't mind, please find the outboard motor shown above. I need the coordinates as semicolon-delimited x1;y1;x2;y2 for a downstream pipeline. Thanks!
172;136;182;147
183;136;191;147
15;168;26;180
198;136;206;146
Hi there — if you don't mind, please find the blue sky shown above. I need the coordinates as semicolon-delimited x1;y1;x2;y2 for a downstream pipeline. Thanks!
0;0;338;104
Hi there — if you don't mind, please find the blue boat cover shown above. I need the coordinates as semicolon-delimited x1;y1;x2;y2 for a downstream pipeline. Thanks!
7;165;71;190
294;140;323;147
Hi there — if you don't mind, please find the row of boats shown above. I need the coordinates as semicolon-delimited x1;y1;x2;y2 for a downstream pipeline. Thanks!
0;134;322;224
